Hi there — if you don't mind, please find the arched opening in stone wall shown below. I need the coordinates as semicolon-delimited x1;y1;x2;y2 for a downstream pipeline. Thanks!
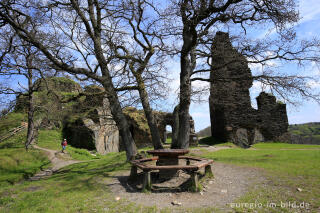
165;125;172;144
62;119;96;150
129;125;135;139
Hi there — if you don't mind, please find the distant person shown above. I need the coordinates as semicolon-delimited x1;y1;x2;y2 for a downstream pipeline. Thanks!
61;138;67;153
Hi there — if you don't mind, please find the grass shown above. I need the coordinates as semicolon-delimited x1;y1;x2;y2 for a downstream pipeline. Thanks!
200;142;320;212
1;127;320;212
0;149;222;213
0;128;104;187
0;151;157;212
198;136;237;148
37;129;103;161
165;137;172;144
0;113;26;136
0;132;50;187
252;142;320;150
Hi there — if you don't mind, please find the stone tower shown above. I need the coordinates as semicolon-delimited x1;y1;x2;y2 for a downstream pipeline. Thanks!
209;32;288;147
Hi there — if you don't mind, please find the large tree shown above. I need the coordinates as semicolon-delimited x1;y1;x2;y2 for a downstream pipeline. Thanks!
164;0;320;148
0;0;171;158
0;25;50;149
108;0;170;149
0;0;138;159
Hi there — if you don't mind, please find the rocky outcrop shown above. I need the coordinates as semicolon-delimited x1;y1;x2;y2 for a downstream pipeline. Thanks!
63;89;198;153
124;107;198;148
15;77;199;154
35;77;82;93
209;32;288;147
63;86;120;153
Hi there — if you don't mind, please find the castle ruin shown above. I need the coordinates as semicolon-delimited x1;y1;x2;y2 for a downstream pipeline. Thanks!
209;32;288;147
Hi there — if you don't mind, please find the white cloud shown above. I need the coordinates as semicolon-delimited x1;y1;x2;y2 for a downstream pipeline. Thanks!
191;112;209;118
287;100;320;124
298;0;320;23
307;80;320;89
250;81;264;94
258;0;320;38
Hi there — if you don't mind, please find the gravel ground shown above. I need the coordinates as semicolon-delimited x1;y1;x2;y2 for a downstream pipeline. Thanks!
109;161;266;210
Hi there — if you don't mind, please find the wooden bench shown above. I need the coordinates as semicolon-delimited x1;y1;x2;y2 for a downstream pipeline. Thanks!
129;156;213;191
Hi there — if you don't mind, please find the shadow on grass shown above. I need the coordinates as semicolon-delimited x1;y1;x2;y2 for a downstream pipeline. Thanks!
199;136;226;146
39;154;130;193
113;171;208;193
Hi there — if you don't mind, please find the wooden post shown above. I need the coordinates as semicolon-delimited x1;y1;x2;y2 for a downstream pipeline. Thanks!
142;171;151;192
191;172;199;192
129;165;137;181
205;165;213;178
186;159;190;165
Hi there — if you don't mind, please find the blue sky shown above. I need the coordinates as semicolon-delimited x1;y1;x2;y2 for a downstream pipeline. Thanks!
1;0;319;133
165;0;320;132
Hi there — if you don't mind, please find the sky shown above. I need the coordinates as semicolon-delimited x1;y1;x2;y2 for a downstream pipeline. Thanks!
1;0;319;133
165;0;320;132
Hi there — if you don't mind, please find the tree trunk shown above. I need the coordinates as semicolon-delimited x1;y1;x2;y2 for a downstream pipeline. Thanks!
25;95;37;150
92;35;138;160
135;74;163;150
102;80;138;160
171;104;180;148
177;38;195;148
25;59;37;150
177;54;191;149
177;24;197;149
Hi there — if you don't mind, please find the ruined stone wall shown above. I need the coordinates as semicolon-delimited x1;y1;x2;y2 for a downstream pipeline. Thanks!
256;92;289;140
156;107;198;147
63;88;120;153
209;32;288;147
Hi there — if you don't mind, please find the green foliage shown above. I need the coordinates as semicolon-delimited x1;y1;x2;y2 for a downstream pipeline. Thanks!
124;107;150;133
289;122;320;136
288;123;320;144
48;76;79;85
197;126;211;137
0;113;26;135
0;132;50;186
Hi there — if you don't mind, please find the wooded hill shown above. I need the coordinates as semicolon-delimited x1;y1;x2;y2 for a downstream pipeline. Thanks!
197;123;320;144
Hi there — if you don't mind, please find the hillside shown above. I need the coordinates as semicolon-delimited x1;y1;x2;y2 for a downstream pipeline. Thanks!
288;122;320;144
289;122;320;136
197;126;211;137
197;122;320;144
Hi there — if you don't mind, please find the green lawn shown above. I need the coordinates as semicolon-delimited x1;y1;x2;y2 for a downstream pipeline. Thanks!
37;130;103;161
0;129;103;187
0;113;26;136
0;150;221;213
165;137;172;144
252;142;320;150
200;142;320;212
1;130;320;212
0;132;50;187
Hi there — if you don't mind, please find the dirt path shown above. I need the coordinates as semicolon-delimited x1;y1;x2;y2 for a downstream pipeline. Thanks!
30;145;82;181
108;163;266;210
107;146;267;210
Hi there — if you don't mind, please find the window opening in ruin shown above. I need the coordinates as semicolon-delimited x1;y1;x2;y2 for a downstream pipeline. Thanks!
165;125;172;144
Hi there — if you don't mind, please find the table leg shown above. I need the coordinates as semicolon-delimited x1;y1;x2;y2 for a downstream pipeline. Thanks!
129;165;137;181
142;171;151;192
191;172;199;192
205;165;213;177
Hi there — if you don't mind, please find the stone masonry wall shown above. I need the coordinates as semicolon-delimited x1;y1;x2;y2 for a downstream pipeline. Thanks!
209;32;288;147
